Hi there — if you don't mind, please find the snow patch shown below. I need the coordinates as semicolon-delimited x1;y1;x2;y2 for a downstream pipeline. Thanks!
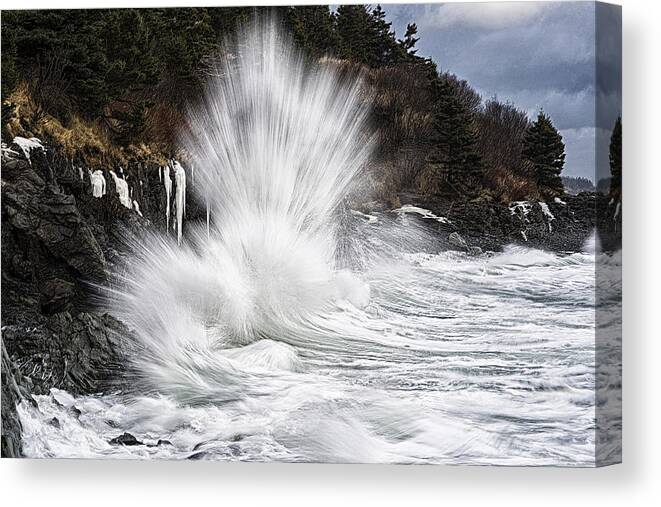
393;204;452;224
538;202;555;232
350;209;379;224
509;201;532;220
133;200;143;217
554;197;566;205
12;137;44;164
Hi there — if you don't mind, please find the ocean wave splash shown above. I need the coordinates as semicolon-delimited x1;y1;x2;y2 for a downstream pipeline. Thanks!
15;22;620;466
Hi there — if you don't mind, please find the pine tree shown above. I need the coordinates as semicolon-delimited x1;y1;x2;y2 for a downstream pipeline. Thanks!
609;116;622;198
398;23;419;56
424;77;484;197
335;4;399;67
522;111;566;198
285;6;339;58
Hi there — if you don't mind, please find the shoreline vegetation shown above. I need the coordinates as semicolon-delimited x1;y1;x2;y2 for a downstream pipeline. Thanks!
2;6;621;204
1;6;621;459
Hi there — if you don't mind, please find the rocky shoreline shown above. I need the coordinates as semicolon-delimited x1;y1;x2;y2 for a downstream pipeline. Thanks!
0;140;621;457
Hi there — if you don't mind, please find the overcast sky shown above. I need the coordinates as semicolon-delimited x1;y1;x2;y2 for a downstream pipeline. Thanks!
384;1;621;181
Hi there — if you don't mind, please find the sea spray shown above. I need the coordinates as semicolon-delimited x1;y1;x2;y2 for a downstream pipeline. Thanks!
105;20;374;400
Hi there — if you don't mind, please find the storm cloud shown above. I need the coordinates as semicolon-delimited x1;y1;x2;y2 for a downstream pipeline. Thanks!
385;2;621;180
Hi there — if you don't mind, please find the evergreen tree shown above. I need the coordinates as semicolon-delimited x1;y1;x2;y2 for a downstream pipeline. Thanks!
609;116;622;198
284;6;339;58
522;111;566;198
398;23;419;56
335;4;399;67
424;77;484;197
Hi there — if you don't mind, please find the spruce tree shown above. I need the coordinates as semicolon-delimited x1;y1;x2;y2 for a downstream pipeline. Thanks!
609;116;622;198
398;23;419;56
522;111;566;198
335;4;399;67
425;77;484;197
285;6;339;58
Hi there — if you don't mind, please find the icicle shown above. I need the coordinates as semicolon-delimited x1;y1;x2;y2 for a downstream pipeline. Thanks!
173;160;186;245
109;169;133;209
133;200;143;217
89;170;106;198
78;167;84;181
163;164;172;231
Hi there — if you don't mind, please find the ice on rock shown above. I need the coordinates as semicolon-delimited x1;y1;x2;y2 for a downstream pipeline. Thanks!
12;136;44;164
110;169;133;209
172;160;186;245
538;202;555;232
89;170;106;198
393;204;451;224
509;201;532;220
163;164;172;231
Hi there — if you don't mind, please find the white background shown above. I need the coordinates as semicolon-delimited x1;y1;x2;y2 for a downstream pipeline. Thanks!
1;0;659;505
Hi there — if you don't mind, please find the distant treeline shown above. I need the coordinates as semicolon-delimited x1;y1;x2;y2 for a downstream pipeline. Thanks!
1;5;621;202
562;176;596;195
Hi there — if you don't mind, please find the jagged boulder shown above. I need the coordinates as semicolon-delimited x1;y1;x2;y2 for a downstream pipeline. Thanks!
2;312;127;395
448;232;468;251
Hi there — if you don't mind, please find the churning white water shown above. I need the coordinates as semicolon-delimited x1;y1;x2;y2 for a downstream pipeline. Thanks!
17;22;620;465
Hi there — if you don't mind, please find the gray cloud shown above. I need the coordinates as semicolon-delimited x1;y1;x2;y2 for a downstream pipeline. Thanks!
385;2;620;181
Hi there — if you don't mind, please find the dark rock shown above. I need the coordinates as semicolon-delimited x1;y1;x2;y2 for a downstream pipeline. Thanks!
1;145;176;455
1;341;24;457
69;406;82;418
448;232;468;251
109;432;143;446
157;439;172;446
468;246;483;256
49;417;61;429
396;191;614;253
2;312;127;395
187;451;208;460
40;278;76;314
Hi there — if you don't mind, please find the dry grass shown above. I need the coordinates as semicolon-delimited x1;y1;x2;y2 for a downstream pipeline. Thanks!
5;83;170;167
483;166;539;203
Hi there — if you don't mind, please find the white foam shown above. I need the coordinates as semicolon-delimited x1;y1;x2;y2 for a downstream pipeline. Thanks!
350;209;379;224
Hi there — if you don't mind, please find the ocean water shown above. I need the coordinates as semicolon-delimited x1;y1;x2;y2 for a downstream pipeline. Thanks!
15;21;621;466
17;233;620;466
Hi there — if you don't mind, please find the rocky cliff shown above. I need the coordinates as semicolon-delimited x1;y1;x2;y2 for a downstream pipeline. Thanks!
0;138;621;457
